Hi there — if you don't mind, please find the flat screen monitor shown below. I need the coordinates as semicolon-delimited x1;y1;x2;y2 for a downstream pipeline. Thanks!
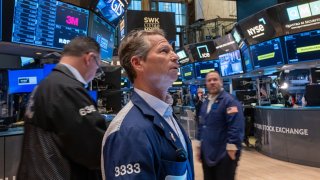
194;60;220;79
8;69;44;94
250;37;284;69
285;29;320;64
180;63;195;81
219;50;244;77
89;13;115;63
95;0;130;27
20;56;35;67
11;1;89;49
240;44;253;72
43;64;57;77
188;41;217;61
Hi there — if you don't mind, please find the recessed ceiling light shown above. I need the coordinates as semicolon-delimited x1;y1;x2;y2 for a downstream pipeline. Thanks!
35;52;42;55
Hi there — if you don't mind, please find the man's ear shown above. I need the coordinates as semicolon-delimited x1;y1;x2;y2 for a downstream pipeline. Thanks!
84;52;94;66
131;56;143;72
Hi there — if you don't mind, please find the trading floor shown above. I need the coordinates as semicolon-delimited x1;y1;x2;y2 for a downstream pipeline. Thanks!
192;141;320;180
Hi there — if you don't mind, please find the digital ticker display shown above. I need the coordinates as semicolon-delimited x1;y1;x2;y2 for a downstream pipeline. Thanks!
12;0;89;49
180;63;195;81
250;37;284;69
285;29;320;64
89;13;115;62
194;60;220;79
219;50;244;77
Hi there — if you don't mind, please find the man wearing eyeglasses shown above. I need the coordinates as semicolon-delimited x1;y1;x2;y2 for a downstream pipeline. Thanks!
17;36;108;180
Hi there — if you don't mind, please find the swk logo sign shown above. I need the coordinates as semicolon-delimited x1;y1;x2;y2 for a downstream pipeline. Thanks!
144;17;160;30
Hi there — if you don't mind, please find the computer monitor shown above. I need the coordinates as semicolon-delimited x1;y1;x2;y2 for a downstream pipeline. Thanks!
219;50;244;77
8;69;44;94
194;60;220;79
180;63;195;81
250;37;285;69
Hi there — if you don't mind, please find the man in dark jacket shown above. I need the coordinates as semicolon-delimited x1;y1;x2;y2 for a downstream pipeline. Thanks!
17;37;108;180
197;71;244;180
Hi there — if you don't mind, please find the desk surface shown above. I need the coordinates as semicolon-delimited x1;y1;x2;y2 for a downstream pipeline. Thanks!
0;127;24;137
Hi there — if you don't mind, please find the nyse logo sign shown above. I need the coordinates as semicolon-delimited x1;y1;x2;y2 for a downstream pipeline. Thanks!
197;45;210;59
246;18;266;39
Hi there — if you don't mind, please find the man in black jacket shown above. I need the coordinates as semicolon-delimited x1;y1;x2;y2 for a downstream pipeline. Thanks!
17;37;108;180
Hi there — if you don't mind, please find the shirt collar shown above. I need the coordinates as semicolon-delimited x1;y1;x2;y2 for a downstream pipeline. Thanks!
60;63;87;86
134;88;173;117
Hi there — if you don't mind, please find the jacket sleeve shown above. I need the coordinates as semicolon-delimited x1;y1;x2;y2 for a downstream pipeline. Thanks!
225;98;245;150
102;126;156;180
49;86;107;169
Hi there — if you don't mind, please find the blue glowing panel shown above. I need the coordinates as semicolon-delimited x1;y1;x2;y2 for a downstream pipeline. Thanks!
219;50;244;77
8;69;44;94
88;90;98;102
250;38;284;69
96;0;130;26
180;63;195;81
12;0;89;49
20;56;35;67
194;60;220;79
285;29;320;64
43;63;57;77
89;13;115;62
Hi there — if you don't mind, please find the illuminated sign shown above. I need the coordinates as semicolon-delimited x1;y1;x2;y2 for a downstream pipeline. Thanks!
197;45;210;58
18;77;37;85
287;1;320;21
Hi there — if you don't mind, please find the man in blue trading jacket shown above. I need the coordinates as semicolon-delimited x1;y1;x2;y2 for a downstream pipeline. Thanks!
197;71;244;180
101;29;194;180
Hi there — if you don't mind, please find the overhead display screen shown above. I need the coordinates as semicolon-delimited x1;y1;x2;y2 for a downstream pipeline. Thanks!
237;7;283;45
11;0;89;49
278;0;320;34
95;0;130;27
188;41;217;61
284;29;320;64
240;43;253;72
194;60;220;79
89;13;115;62
214;34;238;55
180;63;195;81
250;37;284;69
219;50;244;77
176;48;190;65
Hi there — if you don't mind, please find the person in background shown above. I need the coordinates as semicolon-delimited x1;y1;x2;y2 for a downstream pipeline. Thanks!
101;29;194;179
17;37;108;180
197;71;244;180
194;87;205;139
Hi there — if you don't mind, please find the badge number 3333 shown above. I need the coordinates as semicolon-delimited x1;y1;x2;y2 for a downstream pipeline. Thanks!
115;163;141;177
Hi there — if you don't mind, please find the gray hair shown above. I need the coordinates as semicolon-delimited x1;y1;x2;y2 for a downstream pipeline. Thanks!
62;36;100;57
118;29;166;83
